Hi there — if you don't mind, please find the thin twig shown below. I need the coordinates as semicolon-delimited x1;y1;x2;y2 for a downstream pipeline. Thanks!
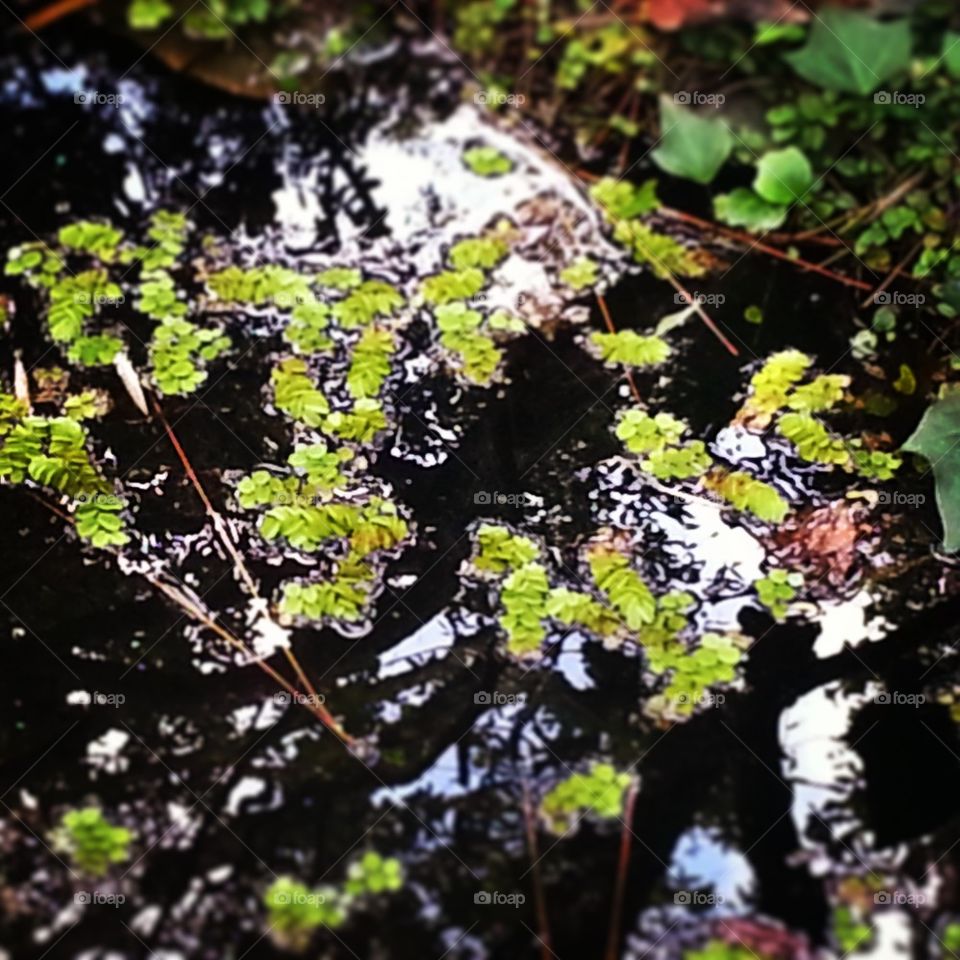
596;292;641;402
604;780;639;960
522;781;552;960
858;239;925;311
150;396;325;708
23;0;95;30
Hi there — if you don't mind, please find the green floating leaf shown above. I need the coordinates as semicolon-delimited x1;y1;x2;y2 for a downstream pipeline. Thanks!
52;808;133;877
560;257;599;291
462;146;513;177
540;763;632;834
902;393;960;552
784;9;911;95
474;524;539;575
499;562;550;656
591;330;670;368
651;98;732;185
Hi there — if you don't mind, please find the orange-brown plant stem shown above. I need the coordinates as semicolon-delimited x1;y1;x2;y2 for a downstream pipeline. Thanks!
149;396;326;710
24;0;95;30
596;292;642;402
604;780;639;960
660;207;874;291
522;781;552;960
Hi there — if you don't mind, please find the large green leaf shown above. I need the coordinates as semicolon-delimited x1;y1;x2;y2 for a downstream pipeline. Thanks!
714;188;787;232
784;10;912;95
902;393;960;552
753;147;814;206
651;98;732;185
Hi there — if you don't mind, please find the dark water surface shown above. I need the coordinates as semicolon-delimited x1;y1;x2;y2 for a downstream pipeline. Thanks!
1;16;959;960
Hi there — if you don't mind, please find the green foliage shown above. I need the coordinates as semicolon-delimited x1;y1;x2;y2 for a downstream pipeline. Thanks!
324;400;388;443
462;146;513;176
644;441;713;481
540;763;632;833
280;567;372;623
706;470;790;523
6;242;63;285
832;906;873;954
151;317;230;395
264;877;345;951
284;302;333;353
777;413;851;466
75;494;129;548
288;442;353;490
316;267;363;290
207;265;312;308
714;188;789;231
236;470;301;509
52;808;133;877
612;220;706;278
331;280;404;327
63;391;102;421
657;632;743;716
48;270;122;343
435;303;502;384
560;257;599;291
128;0;173;28
615;410;686;454
545;587;621;639
135;210;189;271
591;330;670;367
741;350;813;420
784;10;911;95
590;177;659;220
421;268;485;306
903;392;960;551
260;499;406;556
753;147;814;206
754;569;802;621
67;334;124;367
137;271;188;321
651;98;732;185
344;851;404;895
347;327;395;399
272;359;330;426
683;941;758;960
58;220;123;261
473;524;539;574
499;562;550;656
449;235;509;271
787;374;847;413
851;446;902;481
588;546;655;629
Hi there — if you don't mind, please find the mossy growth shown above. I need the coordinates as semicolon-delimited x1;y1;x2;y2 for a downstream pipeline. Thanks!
51;807;133;877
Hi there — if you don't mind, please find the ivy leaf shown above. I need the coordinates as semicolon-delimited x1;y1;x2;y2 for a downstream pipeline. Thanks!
753;147;814;206
651;98;732;185
902;393;960;552
784;10;912;95
714;188;787;232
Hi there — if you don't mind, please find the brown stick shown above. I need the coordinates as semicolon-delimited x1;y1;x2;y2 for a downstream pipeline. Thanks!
522;781;552;960
604;780;639;960
659;207;874;292
23;0;95;30
596;292;642;402
149;396;326;710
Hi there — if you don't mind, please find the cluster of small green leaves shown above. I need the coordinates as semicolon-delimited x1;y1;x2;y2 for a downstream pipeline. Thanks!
741;352;902;479
150;316;230;395
683;942;759;960
0;395;128;547
207;264;313;308
462;145;513;176
422;229;524;385
51;807;133;877
590;177;706;279
264;851;403;952
615;409;712;481
464;526;744;715
234;441;407;626
539;762;632;834
590;329;670;368
754;569;803;621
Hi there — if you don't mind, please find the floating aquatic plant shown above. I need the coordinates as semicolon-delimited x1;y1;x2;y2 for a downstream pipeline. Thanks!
540;763;633;833
51;807;133;877
704;469;790;523
448;234;509;271
272;359;330;426
435;303;503;384
284;301;334;353
472;523;540;575
560;257;599;291
331;279;404;327
754;569;803;621
587;545;655;629
591;330;670;368
421;268;485;306
499;562;551;656
347;327;396;399
462;145;513;176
